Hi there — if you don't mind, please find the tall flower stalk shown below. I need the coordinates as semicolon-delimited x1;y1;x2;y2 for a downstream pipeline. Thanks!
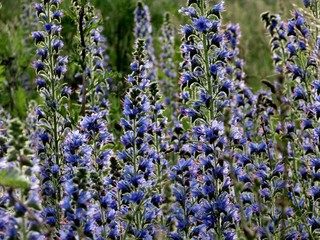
134;1;157;82
71;0;111;115
159;13;177;110
32;0;69;234
260;2;320;238
169;1;243;239
118;39;162;239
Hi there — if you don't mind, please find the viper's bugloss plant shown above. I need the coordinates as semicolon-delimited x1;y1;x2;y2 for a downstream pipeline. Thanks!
259;2;320;238
134;1;157;82
2;0;320;239
59;112;115;239
117;39;166;239
21;0;38;43
71;0;111;115
179;0;235;121
31;0;70;235
159;13;177;109
118;39;151;238
0;118;49;239
168;1;244;239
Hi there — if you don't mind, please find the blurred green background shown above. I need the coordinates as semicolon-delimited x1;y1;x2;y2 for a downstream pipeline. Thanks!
0;0;302;118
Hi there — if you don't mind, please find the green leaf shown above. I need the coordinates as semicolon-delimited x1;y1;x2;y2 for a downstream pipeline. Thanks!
0;168;30;189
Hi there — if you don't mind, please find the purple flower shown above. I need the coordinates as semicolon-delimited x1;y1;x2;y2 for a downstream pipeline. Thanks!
179;7;198;18
78;191;93;207
34;3;44;16
55;64;67;78
210;63;221;77
33;60;45;73
303;0;310;7
209;1;225;18
61;86;72;96
64;130;92;167
44;23;54;33
309;186;320;200
130;61;139;71
32;31;45;44
193;16;213;33
293;85;307;101
53;10;63;20
42;206;57;226
36;48;48;60
249;141;267;155
181;24;194;37
121;131;135;149
35;77;46;88
123;191;145;204
52;39;64;52
307;217;320;232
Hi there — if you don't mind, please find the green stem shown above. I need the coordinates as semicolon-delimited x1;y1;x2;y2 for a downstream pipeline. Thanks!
89;51;96;108
79;4;87;116
100;203;108;238
46;2;61;229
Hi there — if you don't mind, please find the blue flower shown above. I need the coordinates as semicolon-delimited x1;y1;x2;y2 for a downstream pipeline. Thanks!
33;60;45;73
209;1;225;18
36;48;48;60
60;196;72;212
287;43;297;56
180;72;196;89
52;39;64;52
123;191;145;204
42;206;57;226
249;141;267;155
303;0;310;7
53;10;63;20
168;232;184;240
31;31;45;44
34;3;44;16
181;24;194;37
209;62;219;75
78;191;93;207
211;33;223;47
59;228;76;240
193;16;213;33
179;7;198;18
292;85;307;101
307;217;320;232
44;23;54;33
121;131;135;149
309;186;320;200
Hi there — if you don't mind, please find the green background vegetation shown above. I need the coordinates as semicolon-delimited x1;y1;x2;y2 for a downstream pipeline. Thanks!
0;0;302;118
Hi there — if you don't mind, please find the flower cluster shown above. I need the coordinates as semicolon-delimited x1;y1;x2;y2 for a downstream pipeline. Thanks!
59;110;114;238
0;0;320;239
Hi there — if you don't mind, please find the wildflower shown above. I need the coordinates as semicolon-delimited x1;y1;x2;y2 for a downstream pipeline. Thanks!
302;0;310;7
193;16;213;33
31;31;45;44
